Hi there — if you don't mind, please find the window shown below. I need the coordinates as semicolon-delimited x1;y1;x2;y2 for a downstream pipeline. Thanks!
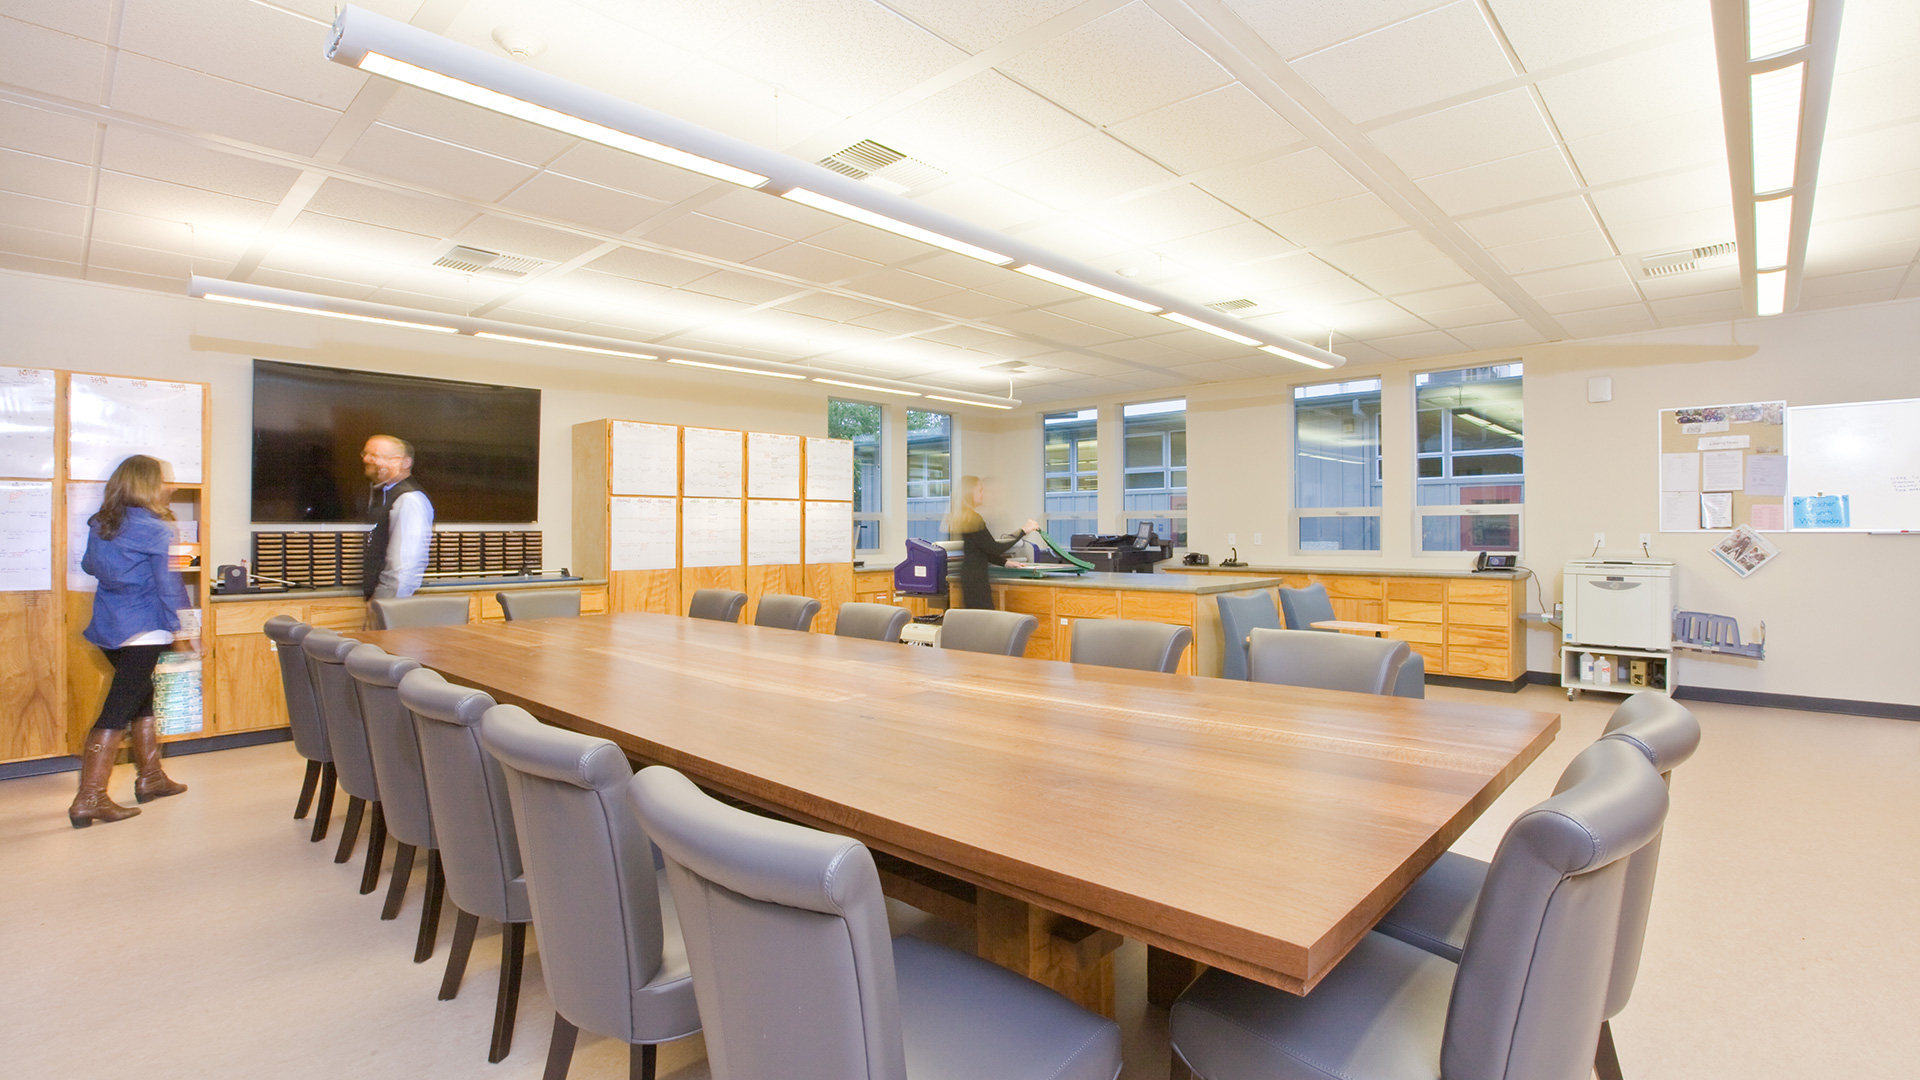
827;399;882;551
1415;363;1523;552
905;409;951;542
1042;408;1098;539
1292;378;1383;551
1121;399;1186;546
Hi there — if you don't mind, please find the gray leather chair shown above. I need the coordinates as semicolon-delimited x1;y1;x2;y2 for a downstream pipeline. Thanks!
301;629;387;889
264;615;335;840
1391;650;1427;699
1070;619;1193;674
834;601;911;643
752;593;822;631
1214;593;1281;680
398;668;531;1063
497;588;581;621
629;764;1124;1080
1277;583;1337;630
345;644;445;960
1247;627;1410;695
367;593;470;630
939;608;1039;656
1169;737;1670;1080
477;706;699;1080
687;588;747;623
1374;693;1700;1080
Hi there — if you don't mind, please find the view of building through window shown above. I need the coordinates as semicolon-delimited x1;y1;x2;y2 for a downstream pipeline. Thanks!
1293;378;1382;551
1042;408;1098;539
905;409;951;542
1122;399;1186;547
1415;363;1523;552
826;398;881;550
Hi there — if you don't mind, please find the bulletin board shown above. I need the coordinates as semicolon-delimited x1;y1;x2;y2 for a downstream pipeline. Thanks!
1656;401;1787;532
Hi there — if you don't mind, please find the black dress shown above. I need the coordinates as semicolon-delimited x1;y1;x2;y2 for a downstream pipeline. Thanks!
958;524;1024;609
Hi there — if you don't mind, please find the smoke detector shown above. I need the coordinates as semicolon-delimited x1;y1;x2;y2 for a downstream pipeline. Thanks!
491;27;547;60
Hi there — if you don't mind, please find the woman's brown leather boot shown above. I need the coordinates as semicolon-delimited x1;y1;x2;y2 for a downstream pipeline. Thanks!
70;728;141;828
130;716;187;802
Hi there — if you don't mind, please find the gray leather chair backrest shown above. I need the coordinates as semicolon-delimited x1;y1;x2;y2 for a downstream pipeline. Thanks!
1277;583;1337;630
264;615;329;763
1246;627;1410;695
1214;592;1281;681
497;588;581;621
367;594;470;630
687;588;747;623
1597;694;1701;1019
1391;650;1427;699
398;668;526;923
1442;738;1668;1080
940;608;1038;656
301;629;379;801
478;705;667;1043
1069;619;1193;674
833;602;911;643
629;765;906;1080
345;644;431;849
753;593;822;631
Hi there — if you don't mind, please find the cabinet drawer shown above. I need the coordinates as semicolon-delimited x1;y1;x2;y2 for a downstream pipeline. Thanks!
307;598;369;631
1312;575;1383;601
1387;599;1444;625
1390;624;1444;646
1448;625;1510;650
1448;602;1511;629
1120;592;1194;624
1387;578;1445;602
213;602;304;636
580;589;608;615
1448;579;1515;605
1000;586;1054;616
853;570;893;590
1407;641;1445;667
1446;646;1515;679
1056;591;1121;618
1021;623;1054;660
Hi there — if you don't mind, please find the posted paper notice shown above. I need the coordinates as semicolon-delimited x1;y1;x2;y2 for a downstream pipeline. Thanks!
1700;492;1733;529
1745;454;1788;496
1700;450;1744;492
1660;491;1699;531
1660;453;1700;492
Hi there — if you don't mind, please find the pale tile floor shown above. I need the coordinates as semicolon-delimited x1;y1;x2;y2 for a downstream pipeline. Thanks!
2;685;1915;1079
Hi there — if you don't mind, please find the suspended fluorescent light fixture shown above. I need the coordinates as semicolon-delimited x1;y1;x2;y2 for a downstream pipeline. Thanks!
1756;269;1788;316
193;282;458;333
1014;264;1161;312
781;188;1014;266
666;358;805;380
812;378;921;397
474;332;656;359
1753;197;1794;269
1748;0;1811;58
1259;345;1334;370
925;394;1014;410
1159;311;1261;346
1749;63;1805;193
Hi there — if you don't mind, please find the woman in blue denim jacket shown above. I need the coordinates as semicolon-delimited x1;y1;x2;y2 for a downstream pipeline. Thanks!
70;454;191;827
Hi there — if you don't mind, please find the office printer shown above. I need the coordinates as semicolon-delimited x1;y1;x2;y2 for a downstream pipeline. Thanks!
1067;523;1173;573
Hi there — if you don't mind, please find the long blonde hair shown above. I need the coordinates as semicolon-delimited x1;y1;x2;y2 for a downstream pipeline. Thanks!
92;455;174;540
947;474;985;535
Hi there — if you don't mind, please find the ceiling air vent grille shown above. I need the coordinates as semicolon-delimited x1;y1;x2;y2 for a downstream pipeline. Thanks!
1638;242;1737;278
817;140;945;194
985;359;1046;375
432;246;549;279
1206;298;1259;312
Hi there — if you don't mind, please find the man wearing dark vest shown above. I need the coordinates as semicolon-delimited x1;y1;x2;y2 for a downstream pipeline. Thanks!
361;435;433;598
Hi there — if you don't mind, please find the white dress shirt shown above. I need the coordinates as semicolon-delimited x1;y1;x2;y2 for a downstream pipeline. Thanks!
376;486;434;598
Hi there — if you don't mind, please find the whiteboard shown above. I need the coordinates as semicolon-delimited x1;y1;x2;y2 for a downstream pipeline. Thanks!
682;497;742;567
609;496;677;571
804;501;853;565
69;375;204;484
66;482;104;592
1788;398;1920;531
683;428;743;497
747;499;801;565
0;368;56;479
805;437;854;501
746;432;802;499
610;422;679;496
0;481;53;592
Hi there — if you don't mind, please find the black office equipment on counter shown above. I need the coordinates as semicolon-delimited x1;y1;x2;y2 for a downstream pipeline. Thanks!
1066;526;1173;573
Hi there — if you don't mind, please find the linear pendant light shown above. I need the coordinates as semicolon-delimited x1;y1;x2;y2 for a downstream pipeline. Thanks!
666;358;805;380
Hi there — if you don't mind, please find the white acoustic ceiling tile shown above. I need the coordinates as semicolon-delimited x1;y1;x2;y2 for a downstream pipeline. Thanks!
629;53;837;149
679;268;808;308
1831;0;1920;70
0;190;84;233
1415;147;1582;217
867;71;1090;179
1461;197;1600;249
585;248;721;289
0;100;100;165
92;171;276;231
100;129;304;204
842;270;961;307
714;0;967;117
0;15;110;101
1423;301;1522;329
1079;185;1245;248
1325;342;1395;366
496;172;662;235
1261;274;1384;311
281;213;444;265
1634;264;1740;300
642;211;790;264
85;265;181;292
1803;208;1920;265
1826;58;1920;132
1534;37;1720;143
1108;84;1304;176
1165;359;1260;382
1819;120;1920;185
306;179;477;238
0;223;83;262
1605;207;1737;261
1293;1;1516;124
991;309;1126;347
700;188;847;243
545;143;717;205
914;325;1005;349
258;242;414;289
900;252;1019;290
0;149;90;204
1371;330;1468;360
109;52;340;156
117;0;365;110
1368;89;1556;180
1449;319;1548;350
1356;256;1475;297
987;132;1176;210
1492;0;1709;71
1042;353;1139;377
1536;282;1645;314
912;177;1053;232
745;241;878;284
1487;230;1616;274
378;87;578;168
1798;285;1907;312
3;0;114;40
1319;298;1429;338
964;335;1057;360
803;220;943;264
996;2;1230;128
1199;147;1365;219
1515;261;1634;295
1810;168;1920;222
1392;282;1502;316
1264;193;1408;250
245;267;378;300
1225;0;1440;60
1153;221;1299;268
86;238;193;280
915;289;1027;319
455;215;602;264
1319;230;1448;274
768;292;883;323
1587;168;1729;226
1563;108;1724;186
1110;369;1194;390
1648;289;1742;322
1048;297;1185;336
848;309;949;336
880;0;1085;54
1223;252;1356;292
1556;303;1657;337
1004;217;1135;263
341;124;539;203
1798;266;1907;300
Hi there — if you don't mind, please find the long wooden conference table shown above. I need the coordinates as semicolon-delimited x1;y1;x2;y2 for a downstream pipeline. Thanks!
361;611;1557;1016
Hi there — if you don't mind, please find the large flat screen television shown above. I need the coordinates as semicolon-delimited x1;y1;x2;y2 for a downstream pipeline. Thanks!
251;359;541;523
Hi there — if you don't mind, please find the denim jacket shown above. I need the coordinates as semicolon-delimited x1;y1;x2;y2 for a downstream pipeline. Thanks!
81;506;189;649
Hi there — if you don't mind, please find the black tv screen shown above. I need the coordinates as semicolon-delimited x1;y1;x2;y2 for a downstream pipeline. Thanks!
251;359;540;523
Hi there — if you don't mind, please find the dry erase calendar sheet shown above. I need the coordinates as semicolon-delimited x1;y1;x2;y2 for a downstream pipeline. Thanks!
746;499;801;565
0;368;56;479
682;427;744;498
0;481;53;591
69;375;203;483
681;497;742;567
609;422;678;496
746;432;802;499
66;482;104;591
609;496;677;571
805;437;854;501
804;501;853;565
1657;401;1786;532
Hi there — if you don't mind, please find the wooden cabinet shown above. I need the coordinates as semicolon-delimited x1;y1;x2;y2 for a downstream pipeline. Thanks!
982;581;1247;676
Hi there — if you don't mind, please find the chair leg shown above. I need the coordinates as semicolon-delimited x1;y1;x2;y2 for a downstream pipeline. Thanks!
540;1014;579;1080
413;851;445;963
359;802;388;894
1169;1051;1195;1080
294;759;321;819
630;1042;657;1080
309;763;337;842
333;795;365;863
382;842;416;920
488;921;528;1063
1595;1019;1625;1080
439;909;479;1000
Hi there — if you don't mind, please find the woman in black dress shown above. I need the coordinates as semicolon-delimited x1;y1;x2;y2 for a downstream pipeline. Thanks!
949;475;1038;609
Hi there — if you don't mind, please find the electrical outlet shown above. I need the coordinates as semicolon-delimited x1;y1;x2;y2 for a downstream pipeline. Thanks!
1593;531;1605;549
1253;532;1262;545
1228;532;1237;545
1639;533;1651;549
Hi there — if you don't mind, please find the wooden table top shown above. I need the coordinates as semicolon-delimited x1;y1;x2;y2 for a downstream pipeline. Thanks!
1310;619;1401;636
361;612;1557;994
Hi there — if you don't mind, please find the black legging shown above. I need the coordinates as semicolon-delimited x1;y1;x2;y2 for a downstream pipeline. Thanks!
92;645;166;731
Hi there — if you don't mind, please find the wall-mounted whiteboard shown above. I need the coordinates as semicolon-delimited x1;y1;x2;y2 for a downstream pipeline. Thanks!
682;497;742;567
609;496;677;571
746;432;802;499
0;368;56;479
0;481;53;592
747;499;801;565
610;422;679;496
66;481;104;591
1788;398;1920;532
68;375;204;484
804;501;853;565
805;437;854;501
683;428;743;498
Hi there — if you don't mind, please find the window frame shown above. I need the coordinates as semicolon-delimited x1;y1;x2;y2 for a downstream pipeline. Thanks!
1413;362;1524;556
827;397;884;554
904;408;952;542
1290;377;1384;555
1121;398;1187;547
1041;407;1099;539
